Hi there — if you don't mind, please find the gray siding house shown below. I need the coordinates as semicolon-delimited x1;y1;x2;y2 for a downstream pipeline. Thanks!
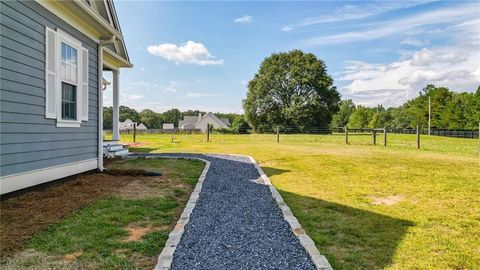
0;0;132;194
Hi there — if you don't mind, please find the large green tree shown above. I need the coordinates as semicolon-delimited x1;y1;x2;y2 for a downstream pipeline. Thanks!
163;108;182;126
119;106;140;123
243;50;340;132
348;106;374;128
331;99;356;128
140;109;163;128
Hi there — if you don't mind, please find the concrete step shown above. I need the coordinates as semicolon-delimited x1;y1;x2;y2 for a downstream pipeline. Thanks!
103;143;124;151
103;140;119;146
112;148;129;157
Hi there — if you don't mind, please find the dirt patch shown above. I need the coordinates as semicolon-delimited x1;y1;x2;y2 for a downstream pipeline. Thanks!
63;252;83;262
115;176;189;199
127;142;149;147
0;170;168;258
124;227;153;242
370;195;404;205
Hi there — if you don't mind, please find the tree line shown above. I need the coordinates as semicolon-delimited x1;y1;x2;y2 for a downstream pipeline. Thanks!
103;106;250;133
332;85;480;130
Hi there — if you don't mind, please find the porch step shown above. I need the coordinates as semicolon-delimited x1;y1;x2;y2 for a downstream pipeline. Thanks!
103;141;129;158
104;143;124;151
111;148;129;157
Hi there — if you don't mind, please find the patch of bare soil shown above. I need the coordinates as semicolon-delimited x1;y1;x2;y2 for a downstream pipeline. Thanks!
0;168;174;258
115;176;189;199
63;251;83;262
124;227;153;242
370;195;404;205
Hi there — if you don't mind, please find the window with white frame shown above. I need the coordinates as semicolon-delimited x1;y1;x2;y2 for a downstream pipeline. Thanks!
45;27;89;127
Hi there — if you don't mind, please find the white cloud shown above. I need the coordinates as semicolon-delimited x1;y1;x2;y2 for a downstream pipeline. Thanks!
282;1;434;32
304;3;479;45
164;81;179;93
339;45;480;107
127;94;144;101
400;37;429;47
185;92;223;98
147;41;224;65
234;15;253;24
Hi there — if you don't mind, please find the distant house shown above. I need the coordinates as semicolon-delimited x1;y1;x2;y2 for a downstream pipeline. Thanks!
0;0;132;194
119;119;147;131
179;113;230;132
136;123;147;131
163;123;174;130
119;119;134;131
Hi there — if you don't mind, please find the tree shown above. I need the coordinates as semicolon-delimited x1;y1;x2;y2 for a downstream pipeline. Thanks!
231;115;251;134
103;106;113;130
243;50;340;132
331;99;355;127
163;108;182;126
348;106;374;128
140;109;163;128
368;105;390;128
119;106;140;123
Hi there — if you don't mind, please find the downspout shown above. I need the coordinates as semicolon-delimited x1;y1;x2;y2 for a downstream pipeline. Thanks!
97;36;116;171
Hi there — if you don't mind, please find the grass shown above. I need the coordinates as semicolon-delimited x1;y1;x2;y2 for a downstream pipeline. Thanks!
1;158;204;269
116;132;480;270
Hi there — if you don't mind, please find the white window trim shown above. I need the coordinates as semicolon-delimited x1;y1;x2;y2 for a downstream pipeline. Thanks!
56;29;83;128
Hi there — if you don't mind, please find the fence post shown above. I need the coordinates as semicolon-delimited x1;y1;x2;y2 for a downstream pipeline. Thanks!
416;124;420;149
373;129;377;145
276;126;280;143
384;127;387;146
206;124;210;142
345;126;349;145
133;123;136;143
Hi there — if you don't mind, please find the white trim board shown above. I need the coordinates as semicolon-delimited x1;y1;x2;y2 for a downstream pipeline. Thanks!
0;158;98;195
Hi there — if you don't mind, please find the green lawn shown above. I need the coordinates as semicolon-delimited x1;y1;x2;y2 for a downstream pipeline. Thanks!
1;158;204;270
116;133;479;270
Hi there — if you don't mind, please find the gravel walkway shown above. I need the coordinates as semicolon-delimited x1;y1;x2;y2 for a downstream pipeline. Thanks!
134;153;317;269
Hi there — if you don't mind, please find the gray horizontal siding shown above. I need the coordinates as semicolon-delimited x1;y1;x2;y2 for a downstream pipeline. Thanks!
1;139;97;155
1;146;98;166
0;0;100;177
1;132;98;144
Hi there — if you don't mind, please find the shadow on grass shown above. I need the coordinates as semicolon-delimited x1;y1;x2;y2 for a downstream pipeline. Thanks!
278;190;414;270
128;147;158;153
261;167;290;177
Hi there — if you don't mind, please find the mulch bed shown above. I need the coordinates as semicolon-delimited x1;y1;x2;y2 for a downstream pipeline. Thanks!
0;171;139;258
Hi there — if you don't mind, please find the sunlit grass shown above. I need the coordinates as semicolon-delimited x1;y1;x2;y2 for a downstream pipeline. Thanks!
115;132;480;269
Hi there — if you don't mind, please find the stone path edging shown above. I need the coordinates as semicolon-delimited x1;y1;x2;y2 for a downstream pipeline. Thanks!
131;156;211;270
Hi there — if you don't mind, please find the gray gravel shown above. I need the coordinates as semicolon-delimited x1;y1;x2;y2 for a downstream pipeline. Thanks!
133;153;316;270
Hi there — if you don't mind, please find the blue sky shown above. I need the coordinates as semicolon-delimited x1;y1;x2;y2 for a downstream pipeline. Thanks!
103;0;480;113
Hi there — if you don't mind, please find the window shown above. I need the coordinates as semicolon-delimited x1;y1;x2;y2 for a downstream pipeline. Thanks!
61;43;77;85
45;27;89;127
60;43;78;121
61;83;76;120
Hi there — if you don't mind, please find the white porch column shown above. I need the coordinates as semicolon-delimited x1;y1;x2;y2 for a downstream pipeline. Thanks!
112;69;120;141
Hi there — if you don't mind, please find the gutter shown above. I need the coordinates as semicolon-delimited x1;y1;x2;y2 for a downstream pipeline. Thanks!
97;36;116;171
